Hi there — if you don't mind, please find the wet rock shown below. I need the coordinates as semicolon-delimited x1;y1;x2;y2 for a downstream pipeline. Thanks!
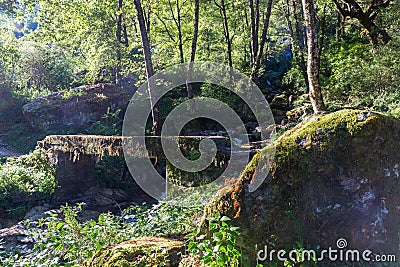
0;223;32;254
76;210;101;222
24;204;51;221
204;109;400;264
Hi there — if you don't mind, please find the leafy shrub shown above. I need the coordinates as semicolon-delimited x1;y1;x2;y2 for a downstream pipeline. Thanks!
188;212;241;267
282;66;307;94
24;203;128;266
88;108;122;135
124;200;203;237
12;41;74;101
324;37;400;113
0;27;19;92
0;149;56;209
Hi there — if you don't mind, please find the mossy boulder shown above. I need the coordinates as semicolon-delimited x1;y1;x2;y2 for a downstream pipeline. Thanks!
204;109;400;263
85;237;185;267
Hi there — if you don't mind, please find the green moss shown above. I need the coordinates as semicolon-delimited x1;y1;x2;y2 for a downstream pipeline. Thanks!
85;237;185;267
268;109;397;182
204;109;400;264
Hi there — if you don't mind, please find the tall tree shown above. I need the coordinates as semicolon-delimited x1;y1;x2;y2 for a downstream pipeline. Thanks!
251;0;273;80
186;0;200;100
134;0;161;135
248;0;258;65
170;0;187;63
154;0;187;63
115;0;129;86
214;0;233;68
30;0;138;84
302;0;325;112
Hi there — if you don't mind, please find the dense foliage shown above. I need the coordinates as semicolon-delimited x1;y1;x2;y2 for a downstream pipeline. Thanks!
0;198;203;266
0;149;55;210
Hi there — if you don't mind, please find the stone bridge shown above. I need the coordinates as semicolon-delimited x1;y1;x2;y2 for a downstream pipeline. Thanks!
39;135;239;200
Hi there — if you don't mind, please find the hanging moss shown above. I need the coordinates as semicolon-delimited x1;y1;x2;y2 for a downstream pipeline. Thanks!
39;135;125;159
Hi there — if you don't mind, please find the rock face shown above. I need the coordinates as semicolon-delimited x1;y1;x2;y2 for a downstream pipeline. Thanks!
22;83;133;133
85;237;185;267
205;109;400;264
52;152;97;201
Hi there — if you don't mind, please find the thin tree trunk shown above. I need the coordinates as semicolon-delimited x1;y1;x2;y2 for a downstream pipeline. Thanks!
302;0;325;112
292;0;308;91
214;0;233;69
249;0;257;64
221;0;233;68
134;0;161;135
169;0;185;63
177;0;184;63
318;4;326;63
186;0;200;100
115;0;128;86
143;4;152;37
251;0;273;80
335;11;343;40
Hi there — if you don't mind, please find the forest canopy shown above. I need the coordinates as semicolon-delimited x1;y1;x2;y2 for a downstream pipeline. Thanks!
0;0;399;115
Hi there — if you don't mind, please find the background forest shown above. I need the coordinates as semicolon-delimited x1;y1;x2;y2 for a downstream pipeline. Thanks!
0;0;399;115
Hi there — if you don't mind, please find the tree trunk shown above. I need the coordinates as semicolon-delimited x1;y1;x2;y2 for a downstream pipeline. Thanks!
302;0;325;112
332;0;391;46
221;0;233;68
359;15;390;46
335;11;343;40
214;0;233;68
177;0;184;64
186;0;200;100
134;0;161;135
169;0;185;63
251;0;273;80
318;4;327;62
248;0;258;64
291;0;308;91
115;0;128;86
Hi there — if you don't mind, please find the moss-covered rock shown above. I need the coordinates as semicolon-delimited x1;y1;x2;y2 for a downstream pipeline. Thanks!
85;237;185;267
204;109;400;264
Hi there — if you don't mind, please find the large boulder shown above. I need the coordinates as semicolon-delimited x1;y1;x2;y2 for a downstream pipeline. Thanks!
22;83;133;133
85;237;185;267
204;109;400;264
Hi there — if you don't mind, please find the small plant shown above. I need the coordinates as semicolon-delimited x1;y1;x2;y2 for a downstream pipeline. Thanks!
188;212;242;267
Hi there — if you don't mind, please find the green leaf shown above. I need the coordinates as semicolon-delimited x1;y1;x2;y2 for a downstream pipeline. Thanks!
220;216;231;222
